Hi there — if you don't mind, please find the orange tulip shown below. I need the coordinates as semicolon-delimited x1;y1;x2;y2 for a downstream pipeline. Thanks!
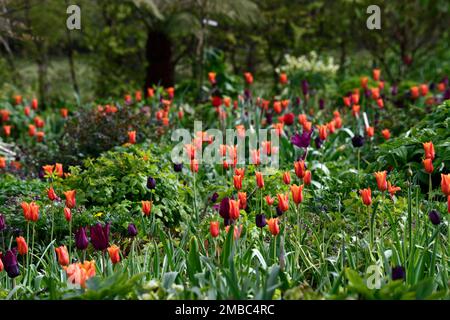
352;105;360;117
190;159;199;173
279;73;288;84
128;131;136;144
277;193;289;212
238;192;247;209
302;121;312;133
298;114;307;125
60;108;69;118
343;96;351;107
374;171;387;192
448;195;450;214
290;184;304;205
294;160;306;178
233;175;243;190
441;174;450;196
142;200;152;216
381;129;390;140
42;165;54;176
371;88;380;100
16;236;28;255
351;93;360;104
210;221;219;237
410;86;419;99
36;131;45;142
317;125;328;140
244;72;253;84
423;142;435;160
334;116;342;129
267;218;280;236
234;168;245;177
166;87;175;99
24;106;31;116
387;182;401;197
437;82;446;92
360;188;372;206
327;120;336;134
360;77;368;89
0;157;5;169
372;68;380;81
64;190;76;209
229;199;240;220
273;101;282;114
208;72;216;85
303;170;312;185
255;171;264;189
107;245;121;264
265;195;274;206
31;98;38;110
419;84;428;96
21;202;39;222
47;187;58;201
64;207;72;222
3;125;11;137
282;171;291;185
423;159;434;174
64;260;96;288
366;126;374;138
28;124;36;137
377;98;384;109
55;245;70;266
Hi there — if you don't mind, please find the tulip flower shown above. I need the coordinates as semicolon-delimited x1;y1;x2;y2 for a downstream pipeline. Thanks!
428;210;441;225
374;171;387;192
233;175;243;190
419;84;428;96
410;86;419;99
294;160;306;178
366;126;374;138
352;105;360;117
90;223;110;251
64;260;96;288
47;187;58;201
291;131;312;149
392;266;405;281
146;176;156;190
360;188;372;206
128;131;136;144
301;80;309;96
283;113;295;125
303;170;312;185
441;174;450;196
290;184;304;205
219;197;230;220
64;190;76;209
267;218;280;236
255;171;264;189
234;168;245;177
352;135;365;148
265;195;274;206
173;163;183;172
28;124;36;137
210;221;220;238
208;72;216;85
238;192;247;209
229;199;240;220
0;157;5;169
381;129;390;140
343;96;351;107
277;193;289;212
317;125;328;140
244;72;253;84
16;236;28;255
107;245;121;264
255;214;267;228
1;250;19;278
43;165;54;176
282;171;291;185
279;73;288;85
423;159;434;174
3;125;11;137
60;108;69;118
0;257;3;272
447;195;450;214
21;202;39;222
372;68;380;81
55;163;63;177
142;200;152;216
55;245;70;266
225;225;242;240
64;207;72;222
387;182;401;197
423;142;435;160
128;223;138;237
75;227;89;250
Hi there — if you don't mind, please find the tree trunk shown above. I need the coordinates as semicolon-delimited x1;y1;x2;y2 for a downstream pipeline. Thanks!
144;30;174;89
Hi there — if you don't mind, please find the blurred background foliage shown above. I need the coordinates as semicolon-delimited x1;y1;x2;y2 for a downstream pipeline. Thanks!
0;0;449;105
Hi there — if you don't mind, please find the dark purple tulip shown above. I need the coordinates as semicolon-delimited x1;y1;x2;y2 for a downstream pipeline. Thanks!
276;206;283;217
127;223;138;237
244;89;252;101
319;98;325;110
210;192;219;203
391;266;405;281
391;85;398;96
90;223;110;251
1;250;20;278
443;89;450;100
146;176;156;190
364;89;371;98
291;130;312;149
265;112;273;125
315;137;323;149
296;97;301;107
352;135;365;148
428;210;441;225
219;197;230;219
429;82;435;91
301;80;309;96
75;226;89;250
0;214;5;232
173;163;183;172
255;214;266;228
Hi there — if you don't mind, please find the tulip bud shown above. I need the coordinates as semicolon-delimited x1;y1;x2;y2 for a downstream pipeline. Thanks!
146;176;156;190
128;223;138;237
173;163;183;172
75;226;89;250
351;135;365;148
428;209;441;225
391;266;405;281
64;207;72;222
255;214;266;228
1;250;20;278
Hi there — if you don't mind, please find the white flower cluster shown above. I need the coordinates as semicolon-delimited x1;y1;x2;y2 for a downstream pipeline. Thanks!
276;51;339;76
